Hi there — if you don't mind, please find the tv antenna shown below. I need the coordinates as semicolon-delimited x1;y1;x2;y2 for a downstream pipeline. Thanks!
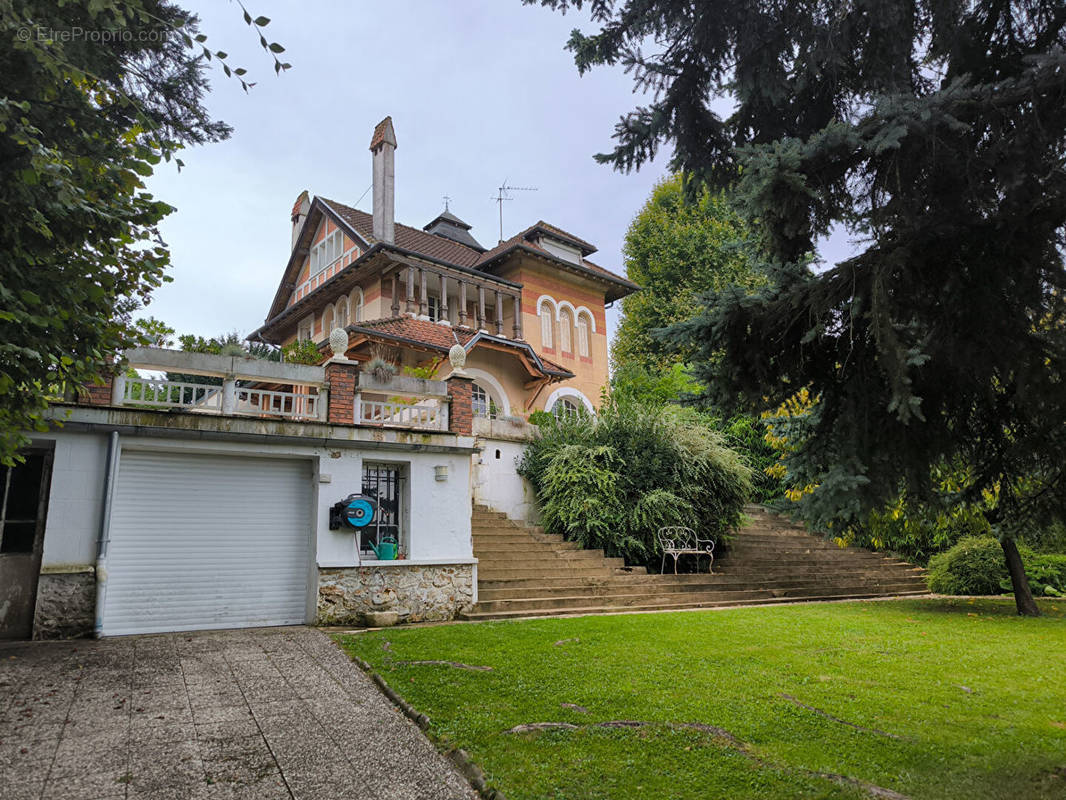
491;180;537;243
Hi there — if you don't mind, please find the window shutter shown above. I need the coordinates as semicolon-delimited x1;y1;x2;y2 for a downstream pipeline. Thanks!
577;318;589;357
540;307;553;348
559;311;572;353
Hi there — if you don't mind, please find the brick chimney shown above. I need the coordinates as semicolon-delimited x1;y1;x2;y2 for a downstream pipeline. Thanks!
370;117;396;244
291;189;310;250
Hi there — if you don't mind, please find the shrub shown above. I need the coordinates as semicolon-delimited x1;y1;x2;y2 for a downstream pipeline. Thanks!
518;398;752;569
927;537;1066;596
926;536;1007;595
1002;554;1066;598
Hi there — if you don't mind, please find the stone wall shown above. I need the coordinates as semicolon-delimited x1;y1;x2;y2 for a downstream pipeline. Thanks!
317;563;474;626
33;570;95;639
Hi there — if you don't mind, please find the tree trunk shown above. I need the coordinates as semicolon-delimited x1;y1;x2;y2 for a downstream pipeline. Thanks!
1001;537;1040;617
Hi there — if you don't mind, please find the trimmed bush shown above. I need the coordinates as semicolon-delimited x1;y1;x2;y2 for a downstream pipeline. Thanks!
926;537;1006;595
927;537;1066;596
518;398;752;570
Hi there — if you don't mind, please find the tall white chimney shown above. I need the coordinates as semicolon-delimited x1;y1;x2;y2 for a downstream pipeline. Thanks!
370;117;396;244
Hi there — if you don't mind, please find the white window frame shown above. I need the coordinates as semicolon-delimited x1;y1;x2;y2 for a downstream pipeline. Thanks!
350;287;364;323
297;316;313;343
310;229;344;277
551;397;582;419
428;295;441;323
335;296;349;328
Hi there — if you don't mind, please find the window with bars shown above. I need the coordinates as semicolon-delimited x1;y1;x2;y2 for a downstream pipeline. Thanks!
360;463;407;559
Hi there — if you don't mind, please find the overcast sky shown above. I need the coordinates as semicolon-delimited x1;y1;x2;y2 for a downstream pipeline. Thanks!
143;0;674;345
145;1;853;348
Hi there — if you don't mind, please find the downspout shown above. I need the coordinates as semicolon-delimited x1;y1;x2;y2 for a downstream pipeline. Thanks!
93;431;120;638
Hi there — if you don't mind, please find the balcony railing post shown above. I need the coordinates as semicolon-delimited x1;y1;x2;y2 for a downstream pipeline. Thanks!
353;390;362;425
110;371;126;406
221;376;236;415
318;388;330;422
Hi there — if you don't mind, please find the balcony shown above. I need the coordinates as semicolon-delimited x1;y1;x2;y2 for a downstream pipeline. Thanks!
109;348;450;433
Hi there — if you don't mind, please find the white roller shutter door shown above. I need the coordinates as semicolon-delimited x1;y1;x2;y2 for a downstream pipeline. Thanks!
102;450;312;635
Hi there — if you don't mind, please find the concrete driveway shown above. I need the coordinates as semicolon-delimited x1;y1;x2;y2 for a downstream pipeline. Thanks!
0;627;476;800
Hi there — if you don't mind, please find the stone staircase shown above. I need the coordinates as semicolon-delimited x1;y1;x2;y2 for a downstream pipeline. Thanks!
461;504;927;621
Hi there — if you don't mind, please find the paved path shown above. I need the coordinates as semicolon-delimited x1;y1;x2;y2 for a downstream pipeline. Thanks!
0;627;477;800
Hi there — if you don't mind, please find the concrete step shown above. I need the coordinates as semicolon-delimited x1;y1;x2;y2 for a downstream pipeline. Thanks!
478;578;927;602
474;582;932;613
460;589;931;621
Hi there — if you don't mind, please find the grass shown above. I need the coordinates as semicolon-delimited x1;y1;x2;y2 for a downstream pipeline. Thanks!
335;598;1066;800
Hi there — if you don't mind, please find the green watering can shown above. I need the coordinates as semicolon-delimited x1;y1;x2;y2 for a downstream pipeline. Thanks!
369;534;398;560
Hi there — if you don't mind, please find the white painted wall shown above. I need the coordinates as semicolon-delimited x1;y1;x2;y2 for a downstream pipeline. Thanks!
473;438;540;523
34;431;109;567
31;429;474;575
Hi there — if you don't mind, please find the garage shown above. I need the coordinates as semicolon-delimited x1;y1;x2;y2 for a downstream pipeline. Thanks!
101;450;313;636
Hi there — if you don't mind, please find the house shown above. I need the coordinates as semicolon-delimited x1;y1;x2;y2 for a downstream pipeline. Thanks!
0;117;637;640
250;116;637;421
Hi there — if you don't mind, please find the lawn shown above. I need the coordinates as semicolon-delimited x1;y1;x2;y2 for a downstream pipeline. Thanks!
335;598;1066;800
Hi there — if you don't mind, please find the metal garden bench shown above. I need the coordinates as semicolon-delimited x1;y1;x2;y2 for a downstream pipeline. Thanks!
656;526;715;574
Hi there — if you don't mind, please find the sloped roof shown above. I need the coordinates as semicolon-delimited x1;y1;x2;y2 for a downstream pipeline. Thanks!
320;198;483;267
348;317;572;377
475;222;640;301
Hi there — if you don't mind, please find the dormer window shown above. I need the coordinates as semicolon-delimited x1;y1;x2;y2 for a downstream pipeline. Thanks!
540;238;582;265
310;229;344;276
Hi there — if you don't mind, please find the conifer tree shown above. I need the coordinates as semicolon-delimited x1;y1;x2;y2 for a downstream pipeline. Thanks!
533;0;1066;615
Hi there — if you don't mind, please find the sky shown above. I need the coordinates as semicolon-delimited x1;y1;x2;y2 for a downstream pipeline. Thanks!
145;0;854;349
143;0;674;346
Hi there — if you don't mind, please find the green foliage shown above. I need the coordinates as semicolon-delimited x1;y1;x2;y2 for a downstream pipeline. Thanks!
611;175;759;375
0;0;286;464
719;414;783;504
1014;555;1066;598
608;362;700;407
517;398;752;568
928;537;1066;597
281;339;322;366
528;410;554;427
927;537;1010;596
535;0;1066;615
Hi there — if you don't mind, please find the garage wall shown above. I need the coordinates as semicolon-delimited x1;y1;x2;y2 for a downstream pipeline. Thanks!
35;431;109;568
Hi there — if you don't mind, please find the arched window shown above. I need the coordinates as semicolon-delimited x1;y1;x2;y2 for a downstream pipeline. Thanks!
551;397;582;419
350;287;364;323
335;296;349;328
472;383;493;418
321;306;334;338
538;301;554;349
576;311;591;357
558;308;573;354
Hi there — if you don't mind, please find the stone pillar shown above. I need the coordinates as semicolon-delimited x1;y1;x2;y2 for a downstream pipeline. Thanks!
477;287;486;331
419;269;428;317
325;360;359;425
439;274;449;322
390;275;400;316
495;291;504;336
446;375;474;436
458;281;468;326
406;266;416;314
513;294;523;339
